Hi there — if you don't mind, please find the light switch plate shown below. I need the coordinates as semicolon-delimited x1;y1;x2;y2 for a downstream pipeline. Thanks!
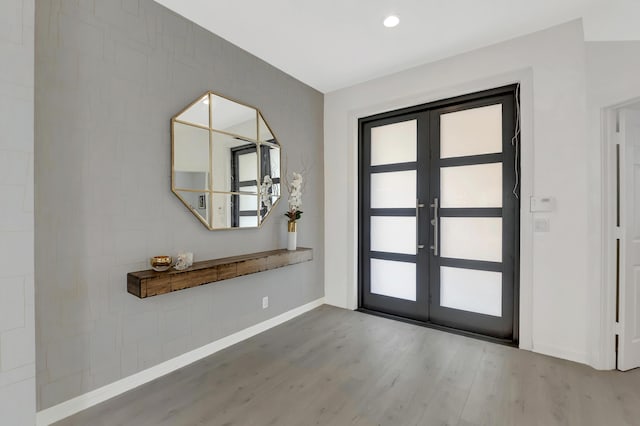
530;196;555;213
534;218;550;232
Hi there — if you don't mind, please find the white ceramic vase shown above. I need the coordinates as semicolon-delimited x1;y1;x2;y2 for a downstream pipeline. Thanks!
287;221;297;251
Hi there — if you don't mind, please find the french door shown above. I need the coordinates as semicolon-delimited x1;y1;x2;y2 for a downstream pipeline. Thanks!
618;108;640;370
359;86;519;342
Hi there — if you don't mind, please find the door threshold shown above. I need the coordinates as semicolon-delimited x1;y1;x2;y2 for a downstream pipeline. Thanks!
357;308;518;347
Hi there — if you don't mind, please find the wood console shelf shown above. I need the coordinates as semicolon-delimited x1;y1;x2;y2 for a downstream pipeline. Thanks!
127;248;313;299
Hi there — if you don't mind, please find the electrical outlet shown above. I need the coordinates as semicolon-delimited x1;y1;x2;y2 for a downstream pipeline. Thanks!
262;296;269;309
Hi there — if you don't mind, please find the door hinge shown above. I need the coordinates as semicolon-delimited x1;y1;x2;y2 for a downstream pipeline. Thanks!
614;321;622;335
615;334;620;371
615;226;624;239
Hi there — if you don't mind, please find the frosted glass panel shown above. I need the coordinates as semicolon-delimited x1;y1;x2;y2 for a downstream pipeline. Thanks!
371;170;416;209
371;216;416;255
441;163;502;208
371;259;416;301
441;267;502;317
240;185;257;194
239;152;257;182
440;104;502;158
239;216;258;227
239;194;257;211
441;217;502;262
371;120;417;165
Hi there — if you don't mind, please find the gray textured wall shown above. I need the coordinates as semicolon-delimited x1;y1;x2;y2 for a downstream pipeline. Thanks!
0;0;36;424
35;0;324;409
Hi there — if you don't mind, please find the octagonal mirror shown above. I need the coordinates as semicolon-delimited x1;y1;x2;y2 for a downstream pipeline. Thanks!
171;91;281;230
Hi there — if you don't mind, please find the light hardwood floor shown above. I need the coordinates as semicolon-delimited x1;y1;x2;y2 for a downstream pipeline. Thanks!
55;305;640;426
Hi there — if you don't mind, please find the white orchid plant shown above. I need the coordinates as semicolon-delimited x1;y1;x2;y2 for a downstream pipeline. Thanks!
284;172;304;223
260;175;273;210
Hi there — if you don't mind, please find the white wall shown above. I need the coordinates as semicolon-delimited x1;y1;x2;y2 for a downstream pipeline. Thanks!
324;20;592;364
583;0;640;41
0;0;36;424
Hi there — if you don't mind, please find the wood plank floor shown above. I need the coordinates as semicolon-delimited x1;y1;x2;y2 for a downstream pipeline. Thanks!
54;305;640;426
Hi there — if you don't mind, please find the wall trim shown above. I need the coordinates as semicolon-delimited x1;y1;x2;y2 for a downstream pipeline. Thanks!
598;106;618;370
532;343;589;366
35;298;325;426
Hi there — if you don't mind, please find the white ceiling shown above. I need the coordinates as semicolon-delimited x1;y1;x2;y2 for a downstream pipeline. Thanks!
154;0;639;93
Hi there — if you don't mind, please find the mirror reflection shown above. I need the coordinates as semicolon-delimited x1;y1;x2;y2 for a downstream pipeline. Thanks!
212;96;257;140
172;92;281;230
174;123;210;191
175;190;209;226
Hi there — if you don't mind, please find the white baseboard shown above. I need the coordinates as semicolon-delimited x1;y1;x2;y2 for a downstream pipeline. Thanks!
532;343;589;366
36;298;325;426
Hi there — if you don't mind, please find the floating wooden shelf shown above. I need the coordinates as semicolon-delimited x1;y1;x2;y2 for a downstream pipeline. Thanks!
127;248;313;299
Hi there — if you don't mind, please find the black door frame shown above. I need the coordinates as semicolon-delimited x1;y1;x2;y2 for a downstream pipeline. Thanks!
231;144;259;227
357;84;520;345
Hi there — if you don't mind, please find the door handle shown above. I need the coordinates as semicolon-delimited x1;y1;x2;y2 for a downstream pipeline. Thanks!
416;200;425;250
430;198;439;256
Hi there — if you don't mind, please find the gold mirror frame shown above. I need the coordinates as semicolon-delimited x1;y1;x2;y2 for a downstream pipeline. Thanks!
171;91;282;230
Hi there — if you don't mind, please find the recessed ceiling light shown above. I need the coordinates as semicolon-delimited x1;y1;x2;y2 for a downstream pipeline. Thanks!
383;15;400;28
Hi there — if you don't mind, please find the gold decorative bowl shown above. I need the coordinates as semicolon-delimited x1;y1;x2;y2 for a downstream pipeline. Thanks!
150;256;172;272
